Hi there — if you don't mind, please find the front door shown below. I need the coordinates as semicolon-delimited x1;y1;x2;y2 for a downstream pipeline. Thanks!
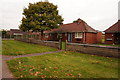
114;33;120;44
68;33;72;42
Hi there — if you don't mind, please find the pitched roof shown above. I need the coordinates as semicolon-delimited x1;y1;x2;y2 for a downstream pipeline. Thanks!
10;29;26;34
104;20;120;33
44;18;97;33
44;28;58;33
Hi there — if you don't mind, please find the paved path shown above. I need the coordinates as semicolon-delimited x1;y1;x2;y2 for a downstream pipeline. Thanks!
2;50;64;79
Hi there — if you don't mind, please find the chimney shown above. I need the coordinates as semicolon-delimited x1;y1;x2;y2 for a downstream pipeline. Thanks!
77;18;82;24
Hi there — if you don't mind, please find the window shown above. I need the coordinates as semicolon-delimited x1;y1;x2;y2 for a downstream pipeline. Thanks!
112;34;114;36
57;33;62;38
45;33;49;38
106;38;112;41
75;32;82;38
49;33;51;36
77;22;80;24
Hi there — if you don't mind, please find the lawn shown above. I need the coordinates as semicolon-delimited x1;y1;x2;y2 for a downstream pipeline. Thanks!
97;44;120;47
7;51;119;78
2;40;57;55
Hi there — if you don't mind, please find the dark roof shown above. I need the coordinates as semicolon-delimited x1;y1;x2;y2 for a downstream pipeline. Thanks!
104;20;120;33
10;29;26;34
44;18;97;33
44;28;59;33
28;32;41;35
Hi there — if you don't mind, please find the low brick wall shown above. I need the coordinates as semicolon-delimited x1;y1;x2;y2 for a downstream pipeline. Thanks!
66;43;120;58
16;39;59;49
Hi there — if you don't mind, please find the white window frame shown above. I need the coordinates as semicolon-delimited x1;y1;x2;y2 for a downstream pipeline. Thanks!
106;38;112;41
45;33;49;38
13;33;23;35
75;32;82;38
49;33;51;36
57;33;62;38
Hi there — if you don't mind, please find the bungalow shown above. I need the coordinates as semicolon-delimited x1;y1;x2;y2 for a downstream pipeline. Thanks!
43;18;102;44
9;29;26;38
104;20;120;44
27;31;41;39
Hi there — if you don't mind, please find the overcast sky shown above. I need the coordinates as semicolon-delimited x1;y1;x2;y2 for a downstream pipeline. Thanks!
0;0;119;31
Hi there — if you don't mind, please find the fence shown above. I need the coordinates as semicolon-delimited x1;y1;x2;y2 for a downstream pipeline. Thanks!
66;43;120;58
16;38;60;49
15;38;119;58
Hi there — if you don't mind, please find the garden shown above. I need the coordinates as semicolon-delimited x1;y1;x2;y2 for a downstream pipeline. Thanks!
2;40;119;78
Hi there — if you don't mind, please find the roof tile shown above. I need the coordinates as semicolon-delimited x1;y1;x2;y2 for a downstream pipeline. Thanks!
104;20;120;33
44;18;97;33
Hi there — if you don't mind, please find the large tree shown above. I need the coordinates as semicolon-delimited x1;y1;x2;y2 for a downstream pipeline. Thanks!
19;2;63;39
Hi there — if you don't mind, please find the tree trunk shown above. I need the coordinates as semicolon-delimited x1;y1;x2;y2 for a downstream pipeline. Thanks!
41;30;44;40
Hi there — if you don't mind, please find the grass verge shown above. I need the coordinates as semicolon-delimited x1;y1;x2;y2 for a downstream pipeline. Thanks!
97;44;120;47
2;40;57;55
7;51;119;78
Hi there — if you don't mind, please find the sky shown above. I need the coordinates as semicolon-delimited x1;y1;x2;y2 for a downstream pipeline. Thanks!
0;0;119;31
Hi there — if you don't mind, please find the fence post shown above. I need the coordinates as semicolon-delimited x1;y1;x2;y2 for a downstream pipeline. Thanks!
10;34;11;39
65;40;67;51
59;38;62;50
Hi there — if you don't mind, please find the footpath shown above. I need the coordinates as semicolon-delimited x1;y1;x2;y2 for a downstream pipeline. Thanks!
2;50;63;79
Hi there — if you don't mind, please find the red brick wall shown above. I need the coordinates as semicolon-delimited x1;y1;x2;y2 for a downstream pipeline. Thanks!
43;33;53;41
43;32;99;44
43;34;49;41
62;33;67;41
96;32;102;43
105;33;114;44
51;33;58;41
65;32;97;44
65;33;84;43
72;33;75;43
61;33;73;42
85;33;97;44
72;33;84;43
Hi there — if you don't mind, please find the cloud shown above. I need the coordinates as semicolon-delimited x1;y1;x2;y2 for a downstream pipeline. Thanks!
0;0;119;31
119;1;120;20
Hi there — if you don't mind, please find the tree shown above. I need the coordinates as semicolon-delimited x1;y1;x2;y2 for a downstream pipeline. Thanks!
19;2;63;40
2;29;7;38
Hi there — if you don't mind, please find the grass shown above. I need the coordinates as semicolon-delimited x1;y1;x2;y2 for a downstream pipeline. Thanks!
97;44;120;47
2;40;57;56
7;51;119;78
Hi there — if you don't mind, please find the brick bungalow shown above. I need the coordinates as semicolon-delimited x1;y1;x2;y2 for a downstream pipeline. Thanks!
8;29;26;38
27;31;41;39
9;29;26;35
104;20;120;44
43;18;102;44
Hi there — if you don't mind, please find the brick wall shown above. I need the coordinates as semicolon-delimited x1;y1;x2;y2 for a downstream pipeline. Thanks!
66;43;119;58
43;34;51;41
62;33;67;41
96;32;102;43
105;33;114;44
72;33;84;43
85;33;97;44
